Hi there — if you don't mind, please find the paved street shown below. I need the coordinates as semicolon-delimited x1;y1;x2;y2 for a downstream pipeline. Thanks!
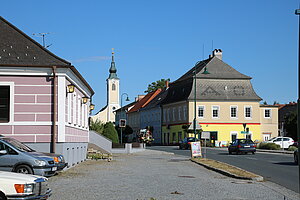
48;150;299;200
149;146;299;193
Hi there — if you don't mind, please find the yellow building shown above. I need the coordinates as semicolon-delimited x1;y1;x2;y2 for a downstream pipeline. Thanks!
161;49;278;146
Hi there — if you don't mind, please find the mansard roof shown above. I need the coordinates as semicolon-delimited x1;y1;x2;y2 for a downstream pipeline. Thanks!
0;17;70;66
162;52;261;105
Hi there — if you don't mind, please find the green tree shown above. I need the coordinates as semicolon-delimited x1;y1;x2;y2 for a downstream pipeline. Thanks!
103;122;119;143
284;111;297;140
89;119;104;134
115;125;133;143
144;78;170;93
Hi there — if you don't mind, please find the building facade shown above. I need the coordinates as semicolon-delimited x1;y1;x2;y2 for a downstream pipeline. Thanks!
91;51;120;123
0;17;94;167
161;49;278;146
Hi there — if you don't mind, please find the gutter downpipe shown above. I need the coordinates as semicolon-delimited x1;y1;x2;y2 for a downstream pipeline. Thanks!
51;66;57;153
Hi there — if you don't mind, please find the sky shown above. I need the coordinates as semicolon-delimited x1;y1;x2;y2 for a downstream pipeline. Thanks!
1;0;299;114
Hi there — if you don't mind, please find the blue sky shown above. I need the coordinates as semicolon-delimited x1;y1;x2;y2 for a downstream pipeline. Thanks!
1;0;299;114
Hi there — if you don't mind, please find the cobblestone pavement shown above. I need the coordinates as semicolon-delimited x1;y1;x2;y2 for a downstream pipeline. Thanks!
48;150;299;200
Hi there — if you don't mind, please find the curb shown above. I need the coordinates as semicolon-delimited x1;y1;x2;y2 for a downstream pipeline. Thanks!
190;159;264;182
256;149;294;154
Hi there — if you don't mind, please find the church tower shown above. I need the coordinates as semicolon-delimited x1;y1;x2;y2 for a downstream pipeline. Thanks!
107;49;120;122
91;49;120;123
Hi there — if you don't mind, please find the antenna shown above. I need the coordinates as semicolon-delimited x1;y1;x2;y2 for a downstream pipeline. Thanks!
32;33;52;48
211;40;214;51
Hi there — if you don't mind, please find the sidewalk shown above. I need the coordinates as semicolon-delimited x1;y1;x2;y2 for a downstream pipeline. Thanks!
48;149;299;200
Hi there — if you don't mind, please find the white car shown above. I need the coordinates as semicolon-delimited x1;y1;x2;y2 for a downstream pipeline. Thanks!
266;137;294;149
0;171;51;200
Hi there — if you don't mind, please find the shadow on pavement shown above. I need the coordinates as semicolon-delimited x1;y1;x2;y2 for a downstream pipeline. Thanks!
273;162;297;166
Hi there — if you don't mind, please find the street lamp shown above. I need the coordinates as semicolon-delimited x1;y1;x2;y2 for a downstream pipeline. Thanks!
294;9;300;193
193;63;210;141
120;93;130;144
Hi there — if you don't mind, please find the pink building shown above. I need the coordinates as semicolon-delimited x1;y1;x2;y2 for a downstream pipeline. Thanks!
0;17;94;167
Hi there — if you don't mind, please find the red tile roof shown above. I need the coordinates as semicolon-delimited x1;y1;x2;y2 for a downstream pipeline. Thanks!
128;89;162;113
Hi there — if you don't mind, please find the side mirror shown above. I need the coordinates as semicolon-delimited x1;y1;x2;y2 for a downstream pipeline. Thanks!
0;150;7;155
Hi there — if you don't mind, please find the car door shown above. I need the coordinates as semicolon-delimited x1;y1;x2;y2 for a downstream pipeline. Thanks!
0;141;20;172
273;138;283;148
230;140;238;152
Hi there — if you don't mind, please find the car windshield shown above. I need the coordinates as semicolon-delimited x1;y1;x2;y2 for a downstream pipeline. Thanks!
238;139;254;144
2;138;35;152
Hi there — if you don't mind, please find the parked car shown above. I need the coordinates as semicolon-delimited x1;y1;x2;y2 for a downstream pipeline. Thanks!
228;139;256;154
0;136;67;176
179;137;200;150
0;171;51;200
265;137;294;149
294;149;298;164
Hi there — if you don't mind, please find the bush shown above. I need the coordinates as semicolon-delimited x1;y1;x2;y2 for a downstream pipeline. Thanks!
288;146;298;151
89;119;104;134
258;142;281;150
102;122;119;144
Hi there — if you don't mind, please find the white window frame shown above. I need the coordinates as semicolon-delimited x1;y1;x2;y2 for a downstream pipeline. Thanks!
244;106;252;119
198;105;205;118
183;106;187;120
230;105;238;119
230;131;238;142
172;108;175;121
264;108;271;118
0;82;14;124
212;105;220;119
73;93;77;125
67;93;72;124
178;107;181;120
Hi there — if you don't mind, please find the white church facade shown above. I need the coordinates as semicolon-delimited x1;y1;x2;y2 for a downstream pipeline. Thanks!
91;51;120;123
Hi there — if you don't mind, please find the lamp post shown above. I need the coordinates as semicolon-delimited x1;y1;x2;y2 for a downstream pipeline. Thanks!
295;9;300;193
120;93;130;144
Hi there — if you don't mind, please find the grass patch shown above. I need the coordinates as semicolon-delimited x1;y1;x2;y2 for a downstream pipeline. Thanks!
191;158;259;179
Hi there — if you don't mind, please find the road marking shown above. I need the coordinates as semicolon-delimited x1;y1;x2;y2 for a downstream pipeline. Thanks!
244;157;258;160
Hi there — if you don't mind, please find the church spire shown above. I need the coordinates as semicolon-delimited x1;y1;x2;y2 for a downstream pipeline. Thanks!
108;48;118;79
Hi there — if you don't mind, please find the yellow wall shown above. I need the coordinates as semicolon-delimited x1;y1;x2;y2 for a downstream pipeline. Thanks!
162;123;261;145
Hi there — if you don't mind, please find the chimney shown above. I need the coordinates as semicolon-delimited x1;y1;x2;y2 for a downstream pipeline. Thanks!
212;49;222;60
165;80;169;89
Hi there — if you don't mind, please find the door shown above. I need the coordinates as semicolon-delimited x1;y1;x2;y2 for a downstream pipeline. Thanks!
0;142;20;172
273;138;283;148
263;134;271;141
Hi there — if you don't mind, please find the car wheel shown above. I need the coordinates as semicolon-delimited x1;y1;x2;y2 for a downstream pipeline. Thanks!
0;193;6;200
15;165;33;174
179;145;182;150
252;151;255;155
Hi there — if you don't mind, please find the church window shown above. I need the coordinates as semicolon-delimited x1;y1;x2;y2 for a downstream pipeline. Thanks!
112;83;116;91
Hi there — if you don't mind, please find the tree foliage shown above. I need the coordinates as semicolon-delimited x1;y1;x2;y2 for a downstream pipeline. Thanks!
284;111;297;140
103;122;119;143
89;119;119;143
89;119;104;134
144;78;170;93
115;125;133;143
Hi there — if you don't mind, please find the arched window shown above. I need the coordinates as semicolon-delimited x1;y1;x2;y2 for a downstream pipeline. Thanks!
112;83;116;91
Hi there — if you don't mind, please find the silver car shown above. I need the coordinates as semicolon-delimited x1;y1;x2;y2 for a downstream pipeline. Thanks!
0;137;58;177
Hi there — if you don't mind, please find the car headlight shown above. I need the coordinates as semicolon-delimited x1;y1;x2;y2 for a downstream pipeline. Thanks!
34;160;47;166
15;183;34;193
